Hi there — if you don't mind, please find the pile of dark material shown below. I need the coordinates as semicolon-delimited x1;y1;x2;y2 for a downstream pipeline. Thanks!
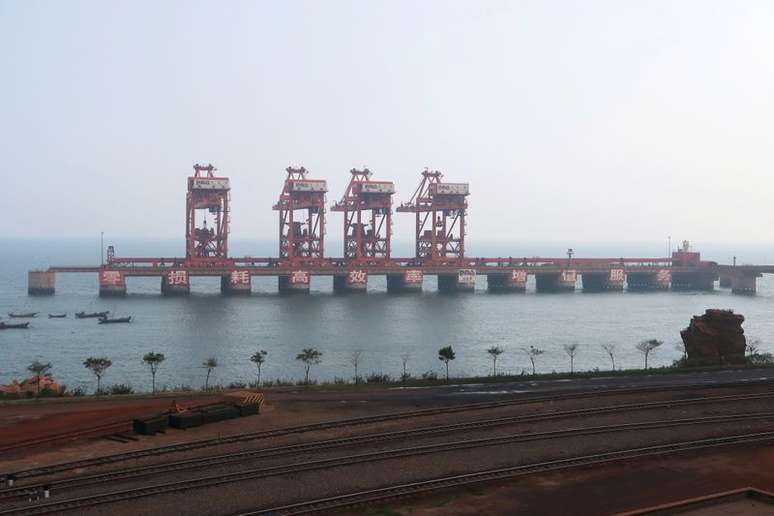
134;400;260;435
680;309;746;366
132;414;168;435
167;411;202;430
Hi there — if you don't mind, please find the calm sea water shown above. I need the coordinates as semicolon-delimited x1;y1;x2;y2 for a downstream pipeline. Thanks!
2;238;773;393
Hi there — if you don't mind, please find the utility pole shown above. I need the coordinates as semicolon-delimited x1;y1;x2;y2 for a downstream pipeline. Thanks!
100;232;104;266
667;235;671;258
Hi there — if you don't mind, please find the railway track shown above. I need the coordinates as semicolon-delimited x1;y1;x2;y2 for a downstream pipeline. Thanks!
251;431;774;515
3;411;774;514
3;394;774;500
6;384;774;483
0;421;130;454
4;400;773;501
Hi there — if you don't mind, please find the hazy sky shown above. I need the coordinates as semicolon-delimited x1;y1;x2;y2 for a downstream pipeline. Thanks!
2;1;773;246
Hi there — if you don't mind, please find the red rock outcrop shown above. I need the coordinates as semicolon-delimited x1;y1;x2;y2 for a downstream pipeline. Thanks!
680;309;746;366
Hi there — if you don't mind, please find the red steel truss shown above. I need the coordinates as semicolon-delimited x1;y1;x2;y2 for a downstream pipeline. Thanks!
273;167;327;264
331;168;394;264
397;169;469;263
185;163;230;265
98;164;712;281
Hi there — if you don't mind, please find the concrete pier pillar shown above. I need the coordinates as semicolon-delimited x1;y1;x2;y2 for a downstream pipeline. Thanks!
387;269;423;293
334;269;368;294
161;270;190;296
731;271;760;295
535;270;576;292
558;269;577;291
28;271;55;296
487;269;527;292
278;270;310;294
221;270;251;295
438;269;476;293
655;270;671;289
99;270;127;297
718;272;733;288
581;268;624;292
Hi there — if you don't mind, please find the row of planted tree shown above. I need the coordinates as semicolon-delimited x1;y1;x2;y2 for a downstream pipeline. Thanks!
18;339;672;396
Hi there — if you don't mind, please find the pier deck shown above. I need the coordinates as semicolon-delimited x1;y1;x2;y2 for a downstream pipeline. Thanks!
28;257;773;297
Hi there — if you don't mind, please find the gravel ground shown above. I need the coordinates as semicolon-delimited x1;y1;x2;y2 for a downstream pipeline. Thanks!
381;444;774;515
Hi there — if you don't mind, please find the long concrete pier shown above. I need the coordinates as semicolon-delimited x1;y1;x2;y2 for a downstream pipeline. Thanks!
27;258;773;297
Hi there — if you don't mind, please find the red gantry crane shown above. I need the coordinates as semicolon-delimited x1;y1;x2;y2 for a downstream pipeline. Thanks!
331;168;395;264
397;169;469;263
185;163;230;265
273;167;327;264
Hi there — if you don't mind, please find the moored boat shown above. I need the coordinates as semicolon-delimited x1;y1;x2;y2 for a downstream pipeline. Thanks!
75;311;110;319
48;313;67;318
8;312;38;318
98;316;132;324
0;322;30;329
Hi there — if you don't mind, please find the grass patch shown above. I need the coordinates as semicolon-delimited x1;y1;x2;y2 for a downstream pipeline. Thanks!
255;362;774;393
5;362;774;406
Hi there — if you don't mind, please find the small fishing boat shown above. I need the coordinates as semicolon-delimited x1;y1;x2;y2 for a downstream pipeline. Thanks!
0;322;30;329
76;311;110;319
8;312;38;318
48;313;67;318
98;316;132;324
